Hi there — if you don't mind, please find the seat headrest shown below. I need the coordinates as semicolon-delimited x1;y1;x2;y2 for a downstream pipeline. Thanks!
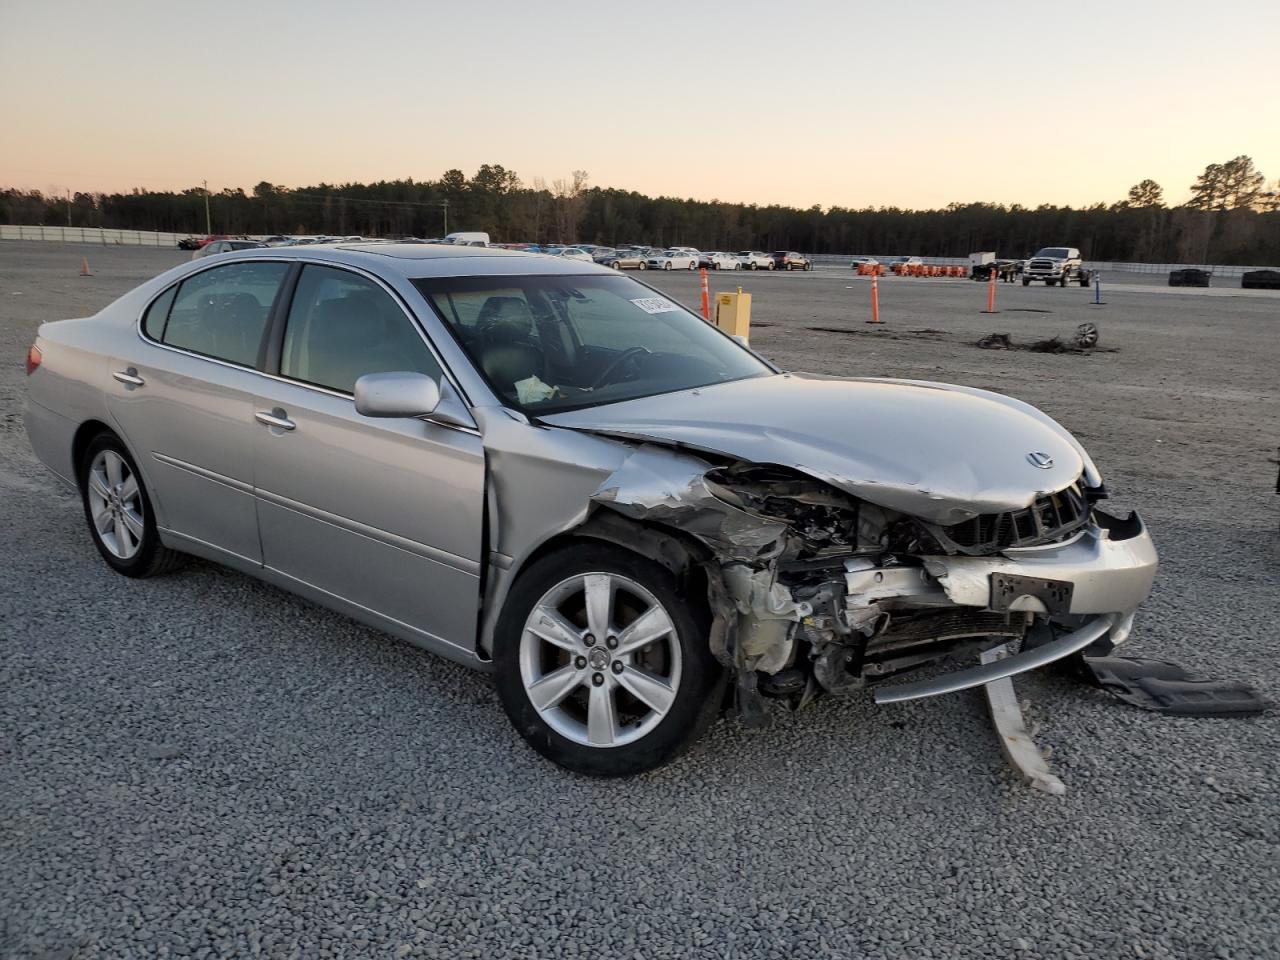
476;296;534;336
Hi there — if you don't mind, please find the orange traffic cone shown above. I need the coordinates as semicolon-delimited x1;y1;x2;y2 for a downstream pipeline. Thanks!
79;257;92;277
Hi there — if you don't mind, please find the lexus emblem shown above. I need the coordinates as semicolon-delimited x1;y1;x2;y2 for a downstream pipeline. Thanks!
1026;451;1055;470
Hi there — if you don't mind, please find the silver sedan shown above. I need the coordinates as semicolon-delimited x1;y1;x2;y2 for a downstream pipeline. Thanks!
24;244;1158;775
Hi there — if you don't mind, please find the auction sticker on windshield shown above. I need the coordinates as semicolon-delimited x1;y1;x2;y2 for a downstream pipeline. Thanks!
630;296;679;315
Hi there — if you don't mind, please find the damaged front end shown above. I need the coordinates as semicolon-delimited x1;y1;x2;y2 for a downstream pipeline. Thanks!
589;446;1159;720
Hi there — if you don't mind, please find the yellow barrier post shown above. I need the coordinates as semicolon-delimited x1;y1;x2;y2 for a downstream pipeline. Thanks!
714;287;752;340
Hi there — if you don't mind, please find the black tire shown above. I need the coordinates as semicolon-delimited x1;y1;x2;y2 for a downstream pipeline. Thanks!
1079;273;1090;287
688;261;696;270
1022;278;1031;286
663;262;672;271
493;543;726;777
804;261;812;271
78;432;186;578
786;262;794;271
638;261;646;270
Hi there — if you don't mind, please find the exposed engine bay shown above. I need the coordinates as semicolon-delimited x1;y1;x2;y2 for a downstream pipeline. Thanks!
587;445;1158;721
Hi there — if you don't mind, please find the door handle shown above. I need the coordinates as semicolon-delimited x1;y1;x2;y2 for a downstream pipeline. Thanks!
112;368;145;387
255;410;296;431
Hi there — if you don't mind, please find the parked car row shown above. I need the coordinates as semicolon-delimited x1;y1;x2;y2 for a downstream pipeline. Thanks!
181;234;819;273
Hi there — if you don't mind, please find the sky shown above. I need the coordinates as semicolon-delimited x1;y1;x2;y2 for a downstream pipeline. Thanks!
2;0;1278;210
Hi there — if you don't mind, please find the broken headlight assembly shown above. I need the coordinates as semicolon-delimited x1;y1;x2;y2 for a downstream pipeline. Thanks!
702;463;872;552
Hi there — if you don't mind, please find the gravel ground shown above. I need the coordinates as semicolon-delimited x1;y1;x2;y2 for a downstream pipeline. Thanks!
2;242;1277;960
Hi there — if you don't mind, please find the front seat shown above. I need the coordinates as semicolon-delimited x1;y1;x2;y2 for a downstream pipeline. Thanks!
474;296;545;397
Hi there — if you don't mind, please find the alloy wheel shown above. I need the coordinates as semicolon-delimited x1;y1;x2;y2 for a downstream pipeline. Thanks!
518;572;682;748
87;449;144;559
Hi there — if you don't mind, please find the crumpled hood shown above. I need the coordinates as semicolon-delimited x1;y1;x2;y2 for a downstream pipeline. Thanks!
542;373;1093;525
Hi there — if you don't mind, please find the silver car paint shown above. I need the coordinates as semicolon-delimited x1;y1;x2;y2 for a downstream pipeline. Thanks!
25;243;1158;695
542;373;1090;525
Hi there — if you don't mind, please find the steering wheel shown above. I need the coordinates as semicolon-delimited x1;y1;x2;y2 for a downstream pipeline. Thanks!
591;346;651;390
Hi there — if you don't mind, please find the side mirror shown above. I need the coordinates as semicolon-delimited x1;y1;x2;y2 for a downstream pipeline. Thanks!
354;371;441;418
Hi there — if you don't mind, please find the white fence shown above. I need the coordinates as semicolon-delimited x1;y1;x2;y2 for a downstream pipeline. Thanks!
1079;261;1277;279
0;224;186;246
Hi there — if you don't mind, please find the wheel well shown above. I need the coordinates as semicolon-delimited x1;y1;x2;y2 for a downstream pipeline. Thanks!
71;420;116;486
517;512;712;603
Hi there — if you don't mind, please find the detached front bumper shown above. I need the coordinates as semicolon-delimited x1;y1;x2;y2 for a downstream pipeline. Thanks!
871;511;1158;704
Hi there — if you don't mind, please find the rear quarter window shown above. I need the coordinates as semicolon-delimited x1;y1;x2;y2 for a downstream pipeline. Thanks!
142;285;177;341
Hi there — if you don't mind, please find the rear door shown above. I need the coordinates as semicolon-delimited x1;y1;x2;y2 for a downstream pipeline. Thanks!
250;263;485;655
107;260;291;563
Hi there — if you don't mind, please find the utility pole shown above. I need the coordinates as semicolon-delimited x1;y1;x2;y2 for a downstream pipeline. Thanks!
203;179;212;235
442;198;448;236
66;189;72;227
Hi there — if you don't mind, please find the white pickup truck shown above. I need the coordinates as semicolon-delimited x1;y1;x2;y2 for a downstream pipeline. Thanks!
1022;247;1092;287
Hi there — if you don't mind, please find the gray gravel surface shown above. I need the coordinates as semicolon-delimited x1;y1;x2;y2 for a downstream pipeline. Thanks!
2;242;1277;959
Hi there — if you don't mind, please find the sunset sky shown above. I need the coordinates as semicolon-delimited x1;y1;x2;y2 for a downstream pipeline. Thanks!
2;0;1277;210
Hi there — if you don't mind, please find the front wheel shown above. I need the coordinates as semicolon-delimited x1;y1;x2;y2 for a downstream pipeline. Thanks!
638;261;646;270
79;432;185;578
663;262;672;270
1022;278;1031;286
804;262;812;271
494;544;726;776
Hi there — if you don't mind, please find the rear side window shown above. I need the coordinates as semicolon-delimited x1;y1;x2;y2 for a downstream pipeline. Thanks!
280;265;442;394
163;262;288;367
142;285;177;341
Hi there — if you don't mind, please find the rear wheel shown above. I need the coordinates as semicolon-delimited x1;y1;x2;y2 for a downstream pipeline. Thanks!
638;261;646;270
1022;278;1031;286
79;433;185;578
688;261;696;270
494;544;725;776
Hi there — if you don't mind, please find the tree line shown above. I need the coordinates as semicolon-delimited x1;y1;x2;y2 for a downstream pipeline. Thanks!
4;157;1278;264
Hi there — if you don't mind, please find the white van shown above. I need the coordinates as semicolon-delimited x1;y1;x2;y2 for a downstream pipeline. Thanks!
444;232;490;247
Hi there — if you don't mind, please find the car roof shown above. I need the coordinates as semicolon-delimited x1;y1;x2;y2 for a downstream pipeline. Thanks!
209;242;616;279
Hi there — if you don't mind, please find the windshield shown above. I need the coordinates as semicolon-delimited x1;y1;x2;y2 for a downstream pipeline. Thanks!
1034;247;1071;259
415;274;771;414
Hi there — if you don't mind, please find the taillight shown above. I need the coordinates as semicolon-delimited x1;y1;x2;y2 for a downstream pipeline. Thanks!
26;344;42;375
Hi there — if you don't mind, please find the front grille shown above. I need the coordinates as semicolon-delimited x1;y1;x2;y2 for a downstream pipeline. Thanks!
1028;259;1055;271
936;484;1089;554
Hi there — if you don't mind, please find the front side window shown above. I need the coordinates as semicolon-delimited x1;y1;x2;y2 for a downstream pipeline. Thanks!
281;265;442;394
163;261;288;366
417;274;769;414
